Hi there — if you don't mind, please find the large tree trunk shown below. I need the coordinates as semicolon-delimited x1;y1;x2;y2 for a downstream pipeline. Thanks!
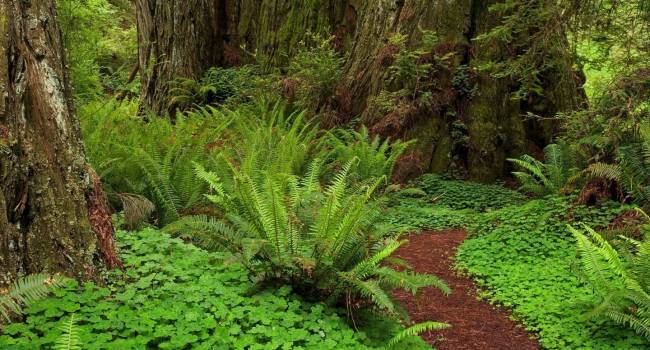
136;0;229;116
1;0;121;287
135;0;355;116
236;0;354;66
336;0;583;182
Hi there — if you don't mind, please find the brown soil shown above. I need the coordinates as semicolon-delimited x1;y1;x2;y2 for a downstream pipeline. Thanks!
392;230;541;350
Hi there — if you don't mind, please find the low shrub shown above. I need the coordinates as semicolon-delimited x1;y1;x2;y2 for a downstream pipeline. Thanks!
166;160;450;318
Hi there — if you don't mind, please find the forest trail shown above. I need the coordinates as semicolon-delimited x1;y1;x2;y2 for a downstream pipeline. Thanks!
392;230;540;350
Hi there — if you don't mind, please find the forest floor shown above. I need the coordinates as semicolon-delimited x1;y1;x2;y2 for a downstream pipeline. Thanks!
393;230;540;350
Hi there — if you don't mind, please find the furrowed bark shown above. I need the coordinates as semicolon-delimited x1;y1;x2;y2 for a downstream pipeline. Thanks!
136;0;228;116
1;0;122;288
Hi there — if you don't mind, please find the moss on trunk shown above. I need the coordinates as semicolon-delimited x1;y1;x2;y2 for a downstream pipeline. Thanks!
338;0;583;182
1;0;121;288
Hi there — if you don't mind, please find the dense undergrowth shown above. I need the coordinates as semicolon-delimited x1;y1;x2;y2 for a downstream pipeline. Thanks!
0;230;430;349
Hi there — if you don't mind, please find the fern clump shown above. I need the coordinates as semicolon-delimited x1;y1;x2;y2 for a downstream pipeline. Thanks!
166;159;450;318
325;126;414;186
585;126;650;208
167;66;273;112
508;143;579;196
81;100;231;226
570;223;650;341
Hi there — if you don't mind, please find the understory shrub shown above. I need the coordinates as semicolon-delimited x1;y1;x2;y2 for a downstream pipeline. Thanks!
508;143;579;196
585;125;650;208
166;160;450;317
285;34;344;112
220;101;322;177
168;66;275;112
325;126;414;186
81;100;230;226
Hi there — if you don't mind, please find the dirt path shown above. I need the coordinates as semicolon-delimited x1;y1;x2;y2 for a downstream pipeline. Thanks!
392;230;540;350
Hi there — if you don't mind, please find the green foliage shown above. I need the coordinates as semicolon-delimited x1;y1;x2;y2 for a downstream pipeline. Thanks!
571;223;650;341
367;30;454;120
54;314;81;350
325;126;414;185
457;195;648;349
286;33;344;112
0;230;430;349
508;144;579;196
585;126;650;208
168;66;274;112
81;100;230;226
1;275;65;323
387;321;450;348
58;0;137;100
378;193;473;232
415;174;525;211
221;101;322;177
167;160;449;317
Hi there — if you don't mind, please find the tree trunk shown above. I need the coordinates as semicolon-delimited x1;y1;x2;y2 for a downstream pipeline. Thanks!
337;0;583;182
236;0;354;67
0;1;6;118
136;0;229;116
135;0;355;116
1;0;121;288
133;0;583;181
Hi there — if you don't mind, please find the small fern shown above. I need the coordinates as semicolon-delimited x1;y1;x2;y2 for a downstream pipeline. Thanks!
0;274;64;322
508;143;578;196
54;314;81;350
387;321;451;347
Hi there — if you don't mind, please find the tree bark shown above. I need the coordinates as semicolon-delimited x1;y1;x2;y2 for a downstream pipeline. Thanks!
1;0;121;288
236;0;354;66
136;0;229;116
133;0;583;181
337;0;583;182
0;1;6;118
135;0;356;116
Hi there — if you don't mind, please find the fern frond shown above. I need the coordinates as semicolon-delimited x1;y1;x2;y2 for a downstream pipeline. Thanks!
0;274;64;322
388;321;451;348
348;279;395;313
585;163;622;181
54;314;81;350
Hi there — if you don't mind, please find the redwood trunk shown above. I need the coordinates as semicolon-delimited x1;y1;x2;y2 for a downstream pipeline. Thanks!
1;0;121;287
135;0;355;116
136;0;228;116
0;1;6;117
338;0;582;182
